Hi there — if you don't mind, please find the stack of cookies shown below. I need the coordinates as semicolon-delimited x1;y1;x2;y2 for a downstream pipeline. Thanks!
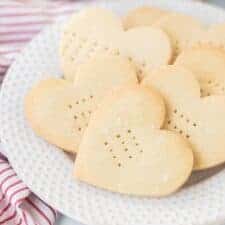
24;7;225;197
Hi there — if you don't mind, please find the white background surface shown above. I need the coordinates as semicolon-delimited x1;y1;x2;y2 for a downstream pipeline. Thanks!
56;0;225;224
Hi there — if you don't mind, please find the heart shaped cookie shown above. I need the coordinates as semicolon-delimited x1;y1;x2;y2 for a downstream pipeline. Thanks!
123;6;167;30
143;65;225;170
74;85;193;196
25;54;137;153
153;13;204;60
175;45;225;97
60;8;172;81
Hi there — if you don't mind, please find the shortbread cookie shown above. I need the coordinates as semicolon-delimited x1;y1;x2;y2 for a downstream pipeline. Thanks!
143;65;225;170
60;7;123;66
123;6;167;30
175;46;225;97
75;85;193;196
60;8;172;81
153;13;204;59
25;55;137;153
190;23;225;49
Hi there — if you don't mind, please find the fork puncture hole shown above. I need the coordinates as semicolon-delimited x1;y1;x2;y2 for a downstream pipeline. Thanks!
128;155;132;159
82;98;86;102
116;134;121;138
113;156;116;159
78;127;82;131
68;104;72;109
74;115;77;120
104;142;108;146
124;148;128;152
76;101;79;105
127;129;131;133
117;163;122;167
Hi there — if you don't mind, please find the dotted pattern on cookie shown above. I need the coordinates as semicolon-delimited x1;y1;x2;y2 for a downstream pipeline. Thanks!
103;129;143;168
165;108;198;141
200;79;225;97
67;94;94;134
62;31;152;80
190;37;225;51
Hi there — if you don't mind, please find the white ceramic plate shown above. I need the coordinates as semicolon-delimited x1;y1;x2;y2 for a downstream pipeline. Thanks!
1;1;225;225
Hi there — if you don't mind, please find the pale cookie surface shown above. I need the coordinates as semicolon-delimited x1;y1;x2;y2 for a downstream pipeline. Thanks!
25;55;137;153
190;23;225;48
123;6;167;30
143;65;225;170
153;13;204;59
60;8;172;81
75;86;193;196
175;46;225;97
60;8;123;81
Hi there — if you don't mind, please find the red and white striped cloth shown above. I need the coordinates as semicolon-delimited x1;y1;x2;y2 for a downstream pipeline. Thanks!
0;1;82;224
0;153;57;225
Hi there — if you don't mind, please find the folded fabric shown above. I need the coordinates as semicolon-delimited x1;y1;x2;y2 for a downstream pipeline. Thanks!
0;151;57;225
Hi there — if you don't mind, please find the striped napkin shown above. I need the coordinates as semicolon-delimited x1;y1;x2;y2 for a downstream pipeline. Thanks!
0;1;80;224
0;153;57;225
